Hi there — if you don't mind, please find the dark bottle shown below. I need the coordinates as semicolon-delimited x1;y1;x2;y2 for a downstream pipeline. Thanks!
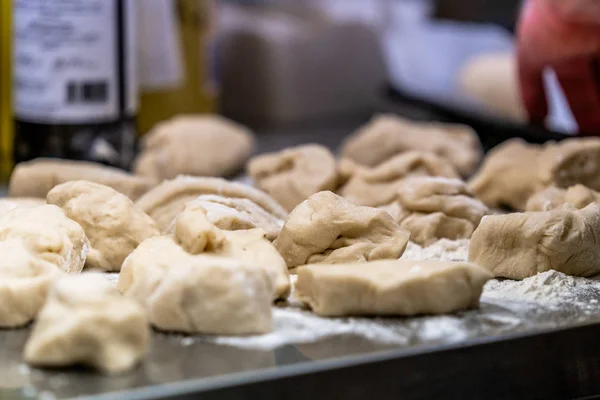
12;0;138;169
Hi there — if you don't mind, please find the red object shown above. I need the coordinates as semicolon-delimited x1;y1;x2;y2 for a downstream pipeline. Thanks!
517;0;600;135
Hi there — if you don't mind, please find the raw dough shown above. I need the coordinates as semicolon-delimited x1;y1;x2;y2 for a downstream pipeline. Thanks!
339;114;483;177
379;177;489;246
337;151;459;207
0;205;89;273
0;198;45;217
274;191;410;269
526;184;600;211
0;239;63;328
469;138;542;210
47;181;160;272
134;115;256;181
247;144;338;211
9;158;153;200
190;194;283;240
295;259;492;317
118;236;273;335
24;273;149;374
469;204;600;279
135;176;287;232
173;202;290;299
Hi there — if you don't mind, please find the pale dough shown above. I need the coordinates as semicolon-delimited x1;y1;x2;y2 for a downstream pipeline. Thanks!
0;198;45;217
247;144;338;211
118;236;273;335
134;115;256;181
469;204;600;279
47;181;160;272
274;191;410;269
9;158;153;200
295;259;492;317
24;273;149;374
526;184;600;212
135;176;287;232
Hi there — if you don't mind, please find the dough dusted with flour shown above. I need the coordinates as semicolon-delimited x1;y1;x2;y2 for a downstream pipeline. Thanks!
379;177;489;246
9;158;152;200
134;115;256;181
0;205;89;273
191;195;283;240
339;114;483;177
0;240;64;328
136;176;287;232
247;144;338;211
0;198;45;217
24;273;149;374
118;236;273;335
174;202;290;299
274;191;410;269
337;151;459;207
295;260;492;317
47;181;160;272
526;184;600;211
469;204;600;279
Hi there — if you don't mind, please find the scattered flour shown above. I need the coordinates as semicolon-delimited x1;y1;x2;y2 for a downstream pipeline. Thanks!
402;239;470;262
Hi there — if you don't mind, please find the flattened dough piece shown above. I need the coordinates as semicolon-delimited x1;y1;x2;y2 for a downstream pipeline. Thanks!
118;236;273;335
338;151;459;207
526;184;600;211
0;239;63;328
173;202;290;299
191;195;283;240
274;191;410;269
0;205;89;273
339;114;483;177
47;181;160;272
380;177;489;246
469;204;600;279
9;158;153;200
24;273;149;374
247;144;338;211
134;115;256;181
136;176;287;232
295;260;492;317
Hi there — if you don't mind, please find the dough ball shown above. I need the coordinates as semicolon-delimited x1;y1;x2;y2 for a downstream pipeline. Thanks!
118;236;273;335
526;184;600;211
135;176;287;232
380;177;489;246
173;202;290;299
0;198;45;217
0;205;89;273
469;138;542;210
134;115;256;181
23;273;149;374
338;151;459;207
0;239;64;328
47;181;160;272
190;195;283;241
469;204;600;279
247;144;338;211
274;191;410;269
458;52;526;123
9;158;153;200
339;114;483;177
295;259;492;317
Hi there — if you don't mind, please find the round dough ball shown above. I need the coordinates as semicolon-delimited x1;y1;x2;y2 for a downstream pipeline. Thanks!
47;181;160;272
247;144;338;212
134;115;256;181
0;239;63;328
23;273;150;374
118;236;273;335
339;114;483;178
136;176;287;232
9;158;153;200
274;191;410;269
0;205;89;273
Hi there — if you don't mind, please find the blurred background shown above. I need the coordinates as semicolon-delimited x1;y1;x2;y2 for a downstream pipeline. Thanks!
0;0;574;181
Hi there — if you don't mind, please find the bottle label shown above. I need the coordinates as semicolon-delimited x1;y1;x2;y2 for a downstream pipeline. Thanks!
13;0;137;124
